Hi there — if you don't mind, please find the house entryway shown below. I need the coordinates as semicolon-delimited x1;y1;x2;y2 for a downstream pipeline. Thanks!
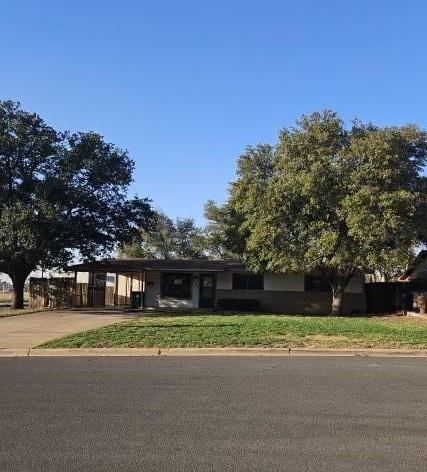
199;274;216;308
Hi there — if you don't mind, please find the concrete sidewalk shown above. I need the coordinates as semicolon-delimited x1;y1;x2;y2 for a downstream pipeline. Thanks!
0;309;137;349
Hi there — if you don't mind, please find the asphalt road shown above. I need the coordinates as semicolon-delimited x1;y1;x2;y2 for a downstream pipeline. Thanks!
0;357;426;471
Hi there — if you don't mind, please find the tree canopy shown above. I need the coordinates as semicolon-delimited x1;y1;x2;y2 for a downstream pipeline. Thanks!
0;100;153;308
119;211;206;259
207;111;427;314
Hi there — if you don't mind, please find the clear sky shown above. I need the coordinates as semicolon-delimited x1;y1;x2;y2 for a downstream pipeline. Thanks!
1;0;426;224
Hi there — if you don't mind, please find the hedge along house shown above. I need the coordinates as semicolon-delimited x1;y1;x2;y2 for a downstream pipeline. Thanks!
69;259;367;314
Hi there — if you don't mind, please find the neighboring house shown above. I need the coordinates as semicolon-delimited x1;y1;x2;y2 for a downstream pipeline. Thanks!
398;251;427;315
69;259;366;315
399;250;427;281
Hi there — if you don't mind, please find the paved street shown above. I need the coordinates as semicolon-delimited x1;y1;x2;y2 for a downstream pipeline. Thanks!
0;309;137;348
0;357;426;471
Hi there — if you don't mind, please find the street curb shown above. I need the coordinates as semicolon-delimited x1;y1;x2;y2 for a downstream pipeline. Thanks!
1;347;427;357
0;349;30;357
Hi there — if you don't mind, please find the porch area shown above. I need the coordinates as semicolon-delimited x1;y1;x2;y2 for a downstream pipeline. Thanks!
74;271;144;308
68;259;244;310
74;270;217;310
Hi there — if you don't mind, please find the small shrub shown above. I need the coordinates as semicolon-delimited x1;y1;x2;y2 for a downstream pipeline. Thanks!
217;299;260;311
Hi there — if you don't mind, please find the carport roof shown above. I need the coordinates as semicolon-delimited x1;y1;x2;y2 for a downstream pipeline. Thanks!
68;258;246;273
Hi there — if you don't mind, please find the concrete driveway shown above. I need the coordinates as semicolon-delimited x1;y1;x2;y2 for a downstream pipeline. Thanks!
0;309;137;349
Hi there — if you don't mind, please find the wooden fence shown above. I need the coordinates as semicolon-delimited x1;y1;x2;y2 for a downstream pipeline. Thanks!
29;277;74;309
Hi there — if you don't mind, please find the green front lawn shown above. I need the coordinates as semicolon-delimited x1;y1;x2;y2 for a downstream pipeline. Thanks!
39;313;427;349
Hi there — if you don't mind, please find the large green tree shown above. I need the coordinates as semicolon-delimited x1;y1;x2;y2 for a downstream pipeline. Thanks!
203;145;275;259
203;200;244;259
210;111;427;315
120;211;206;259
0;100;153;308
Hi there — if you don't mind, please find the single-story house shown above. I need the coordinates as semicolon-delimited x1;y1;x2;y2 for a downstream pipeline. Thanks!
69;259;366;314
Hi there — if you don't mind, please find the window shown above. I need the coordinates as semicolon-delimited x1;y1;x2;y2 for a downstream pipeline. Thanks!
232;273;264;290
161;273;192;299
106;274;116;287
305;276;331;292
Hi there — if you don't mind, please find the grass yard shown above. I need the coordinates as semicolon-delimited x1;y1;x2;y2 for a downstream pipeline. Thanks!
39;313;427;349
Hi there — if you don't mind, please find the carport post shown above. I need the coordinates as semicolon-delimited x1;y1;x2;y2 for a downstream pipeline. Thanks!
141;271;146;308
73;271;77;307
114;273;119;306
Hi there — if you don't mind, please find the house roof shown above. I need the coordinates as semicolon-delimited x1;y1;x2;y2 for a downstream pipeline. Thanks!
68;258;246;273
399;250;427;281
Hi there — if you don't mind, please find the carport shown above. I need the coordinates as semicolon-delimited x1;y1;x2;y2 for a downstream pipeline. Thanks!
69;259;244;310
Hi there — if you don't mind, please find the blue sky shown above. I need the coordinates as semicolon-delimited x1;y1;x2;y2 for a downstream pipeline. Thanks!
1;0;426;224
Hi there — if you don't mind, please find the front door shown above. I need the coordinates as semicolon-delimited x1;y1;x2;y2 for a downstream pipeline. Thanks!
199;274;215;308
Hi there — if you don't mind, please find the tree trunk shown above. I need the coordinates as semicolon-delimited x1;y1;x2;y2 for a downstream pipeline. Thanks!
11;274;27;309
331;286;344;316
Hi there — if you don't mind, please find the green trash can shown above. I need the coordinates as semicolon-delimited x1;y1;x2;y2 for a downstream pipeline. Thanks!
130;291;142;309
